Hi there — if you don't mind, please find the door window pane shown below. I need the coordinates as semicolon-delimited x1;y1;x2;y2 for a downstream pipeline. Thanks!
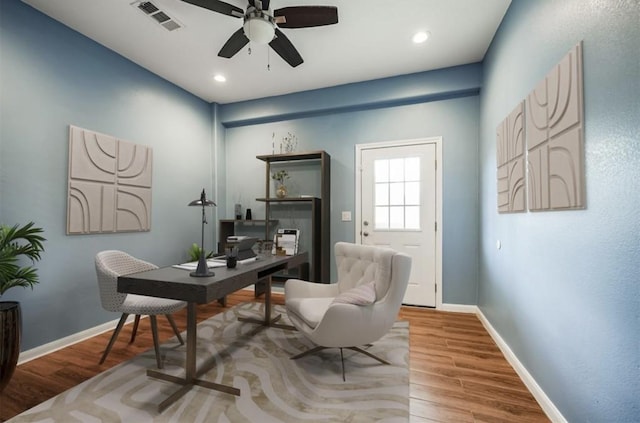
374;160;389;183
375;183;389;206
405;181;420;205
389;182;404;205
405;157;420;181
389;206;404;229
372;156;422;231
389;158;404;182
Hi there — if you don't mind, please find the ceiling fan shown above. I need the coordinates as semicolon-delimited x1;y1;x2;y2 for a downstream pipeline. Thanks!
181;0;338;67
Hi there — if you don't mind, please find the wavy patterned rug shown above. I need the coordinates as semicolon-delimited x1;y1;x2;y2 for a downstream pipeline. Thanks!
9;302;409;422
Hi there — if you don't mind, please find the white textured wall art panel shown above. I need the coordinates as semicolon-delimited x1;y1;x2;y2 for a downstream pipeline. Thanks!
497;101;526;213
526;43;585;211
67;126;153;234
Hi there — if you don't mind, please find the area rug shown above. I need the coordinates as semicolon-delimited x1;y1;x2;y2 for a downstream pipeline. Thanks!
9;302;409;422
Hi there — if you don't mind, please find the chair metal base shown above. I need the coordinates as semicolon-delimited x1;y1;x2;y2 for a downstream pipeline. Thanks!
99;313;184;369
291;344;390;381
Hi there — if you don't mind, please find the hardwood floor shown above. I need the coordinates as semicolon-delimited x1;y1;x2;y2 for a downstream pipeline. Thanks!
0;291;549;422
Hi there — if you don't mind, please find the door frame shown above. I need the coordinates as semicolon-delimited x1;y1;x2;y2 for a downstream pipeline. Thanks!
355;137;443;309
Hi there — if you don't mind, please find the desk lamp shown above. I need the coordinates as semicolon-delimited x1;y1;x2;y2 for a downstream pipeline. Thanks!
188;189;216;277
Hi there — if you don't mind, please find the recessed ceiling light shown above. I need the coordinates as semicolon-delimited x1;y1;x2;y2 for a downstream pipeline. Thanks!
412;31;430;44
214;74;226;82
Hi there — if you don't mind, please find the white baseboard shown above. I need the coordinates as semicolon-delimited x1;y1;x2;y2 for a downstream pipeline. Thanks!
440;303;478;313
476;308;567;423
18;315;139;365
19;290;279;364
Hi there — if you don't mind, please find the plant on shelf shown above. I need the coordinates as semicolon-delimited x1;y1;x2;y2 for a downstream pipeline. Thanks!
0;221;46;393
272;170;289;184
188;242;214;262
272;170;290;198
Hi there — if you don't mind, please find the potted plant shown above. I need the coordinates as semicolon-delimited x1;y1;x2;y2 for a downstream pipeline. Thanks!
272;170;290;198
0;222;45;393
187;242;213;262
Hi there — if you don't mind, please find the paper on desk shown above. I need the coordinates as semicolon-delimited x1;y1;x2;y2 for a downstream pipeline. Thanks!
238;257;257;264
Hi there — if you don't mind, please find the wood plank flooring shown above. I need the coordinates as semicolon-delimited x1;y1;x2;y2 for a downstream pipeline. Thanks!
0;291;549;422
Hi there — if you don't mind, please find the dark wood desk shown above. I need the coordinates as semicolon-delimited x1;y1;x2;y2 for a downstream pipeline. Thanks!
118;252;309;412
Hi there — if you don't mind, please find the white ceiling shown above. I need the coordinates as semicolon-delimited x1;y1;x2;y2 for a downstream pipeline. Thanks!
21;0;511;104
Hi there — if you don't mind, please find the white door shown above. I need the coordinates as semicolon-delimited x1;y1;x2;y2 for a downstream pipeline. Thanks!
357;139;440;307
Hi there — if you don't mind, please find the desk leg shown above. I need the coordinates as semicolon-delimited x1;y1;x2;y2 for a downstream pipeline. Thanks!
147;302;240;413
185;302;197;380
264;275;272;325
238;275;282;327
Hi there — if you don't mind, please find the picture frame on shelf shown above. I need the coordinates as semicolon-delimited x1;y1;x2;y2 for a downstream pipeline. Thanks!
272;228;299;256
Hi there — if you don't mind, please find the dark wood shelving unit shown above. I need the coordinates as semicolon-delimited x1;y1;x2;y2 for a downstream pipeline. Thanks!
217;219;278;253
257;151;330;282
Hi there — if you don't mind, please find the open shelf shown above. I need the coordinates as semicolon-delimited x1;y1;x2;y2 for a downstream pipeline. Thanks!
217;219;278;253
256;151;330;283
256;151;327;163
256;197;320;202
219;219;279;224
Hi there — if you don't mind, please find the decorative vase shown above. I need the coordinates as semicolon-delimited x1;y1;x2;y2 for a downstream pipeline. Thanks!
0;301;21;393
276;184;287;199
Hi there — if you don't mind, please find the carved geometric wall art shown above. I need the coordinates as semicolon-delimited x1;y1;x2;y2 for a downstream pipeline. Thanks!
526;42;584;211
497;101;526;213
67;125;153;234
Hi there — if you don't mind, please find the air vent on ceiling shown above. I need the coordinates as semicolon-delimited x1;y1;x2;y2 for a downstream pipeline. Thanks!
133;1;183;32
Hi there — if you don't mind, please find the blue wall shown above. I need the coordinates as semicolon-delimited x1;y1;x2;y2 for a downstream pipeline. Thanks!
219;67;482;305
5;0;637;419
479;0;639;421
0;0;215;350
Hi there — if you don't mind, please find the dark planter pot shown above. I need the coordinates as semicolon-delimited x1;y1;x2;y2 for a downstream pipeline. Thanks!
0;301;21;393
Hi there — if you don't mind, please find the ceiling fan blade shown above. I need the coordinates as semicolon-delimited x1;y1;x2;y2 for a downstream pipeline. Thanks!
181;0;244;18
218;28;250;58
269;28;303;67
274;6;338;28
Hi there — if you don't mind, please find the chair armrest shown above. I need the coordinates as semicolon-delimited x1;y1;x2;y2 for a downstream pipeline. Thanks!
284;279;339;300
129;257;159;273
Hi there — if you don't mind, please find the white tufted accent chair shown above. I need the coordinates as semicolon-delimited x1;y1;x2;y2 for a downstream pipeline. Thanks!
285;242;412;380
95;250;187;369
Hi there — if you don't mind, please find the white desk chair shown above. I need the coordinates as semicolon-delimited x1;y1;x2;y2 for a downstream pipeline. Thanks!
95;250;186;369
285;242;412;380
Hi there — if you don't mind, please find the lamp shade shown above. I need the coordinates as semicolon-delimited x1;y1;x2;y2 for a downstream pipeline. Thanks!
188;189;216;207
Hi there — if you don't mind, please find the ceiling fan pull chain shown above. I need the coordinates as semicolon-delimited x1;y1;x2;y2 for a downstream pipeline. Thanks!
267;47;271;71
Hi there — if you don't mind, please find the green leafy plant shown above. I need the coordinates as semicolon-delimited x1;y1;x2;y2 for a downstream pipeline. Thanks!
0;222;46;297
188;243;213;262
271;170;290;184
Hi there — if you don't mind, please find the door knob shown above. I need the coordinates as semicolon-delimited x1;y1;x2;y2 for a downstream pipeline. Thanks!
363;231;369;237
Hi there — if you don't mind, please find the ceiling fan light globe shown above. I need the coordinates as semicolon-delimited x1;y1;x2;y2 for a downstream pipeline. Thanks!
243;18;275;44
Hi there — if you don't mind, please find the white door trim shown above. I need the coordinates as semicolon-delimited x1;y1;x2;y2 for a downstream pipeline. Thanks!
355;137;443;309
